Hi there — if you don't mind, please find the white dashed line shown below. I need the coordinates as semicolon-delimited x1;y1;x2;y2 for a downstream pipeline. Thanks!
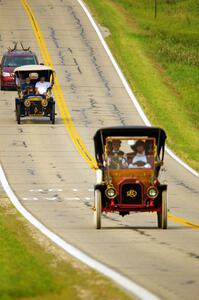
29;188;63;193
22;197;39;201
64;197;80;201
0;164;160;300
45;197;58;201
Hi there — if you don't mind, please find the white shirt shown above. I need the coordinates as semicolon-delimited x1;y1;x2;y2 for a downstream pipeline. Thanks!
132;152;147;164
128;152;151;169
35;81;51;94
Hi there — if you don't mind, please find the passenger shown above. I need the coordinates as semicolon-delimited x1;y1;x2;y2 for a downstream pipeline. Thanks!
107;140;113;155
21;77;35;97
145;140;154;156
108;140;127;169
16;73;25;90
35;76;51;97
129;140;151;168
145;140;155;167
111;140;124;156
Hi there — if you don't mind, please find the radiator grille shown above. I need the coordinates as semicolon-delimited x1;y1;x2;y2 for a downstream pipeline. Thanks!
121;183;142;204
30;101;42;114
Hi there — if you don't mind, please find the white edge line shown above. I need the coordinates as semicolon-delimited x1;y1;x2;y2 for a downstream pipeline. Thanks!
0;165;160;300
77;0;199;179
0;2;195;299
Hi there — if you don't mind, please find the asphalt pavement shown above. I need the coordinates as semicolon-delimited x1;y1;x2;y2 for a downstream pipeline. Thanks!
0;1;198;299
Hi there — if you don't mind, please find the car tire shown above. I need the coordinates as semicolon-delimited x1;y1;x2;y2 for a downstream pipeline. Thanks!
157;188;168;229
94;189;102;229
50;103;55;124
157;212;161;228
16;104;21;124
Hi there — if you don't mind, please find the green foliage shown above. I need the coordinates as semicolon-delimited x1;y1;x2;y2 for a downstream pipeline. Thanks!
0;202;133;300
85;0;199;170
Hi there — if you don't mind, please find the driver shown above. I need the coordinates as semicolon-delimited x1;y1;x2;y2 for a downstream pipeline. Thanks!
35;76;51;97
129;140;151;168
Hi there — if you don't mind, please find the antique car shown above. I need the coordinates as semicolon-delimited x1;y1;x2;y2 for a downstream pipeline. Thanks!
0;42;38;90
14;65;55;124
93;126;167;229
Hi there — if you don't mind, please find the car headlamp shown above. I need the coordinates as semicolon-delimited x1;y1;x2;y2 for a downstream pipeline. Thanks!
105;186;117;199
2;72;10;77
41;99;48;107
147;186;158;198
24;99;31;107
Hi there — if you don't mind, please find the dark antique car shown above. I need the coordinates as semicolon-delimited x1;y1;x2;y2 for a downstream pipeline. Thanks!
93;126;167;229
14;65;55;124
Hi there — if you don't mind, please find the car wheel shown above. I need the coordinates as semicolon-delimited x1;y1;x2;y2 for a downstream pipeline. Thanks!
157;212;162;228
50;103;55;124
161;189;168;229
16;104;21;124
94;189;102;229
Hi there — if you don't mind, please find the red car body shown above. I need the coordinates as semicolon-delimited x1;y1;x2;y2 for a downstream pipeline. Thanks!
0;51;38;90
93;126;168;229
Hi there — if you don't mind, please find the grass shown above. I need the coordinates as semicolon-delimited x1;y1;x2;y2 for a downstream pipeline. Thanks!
84;0;199;171
0;191;133;300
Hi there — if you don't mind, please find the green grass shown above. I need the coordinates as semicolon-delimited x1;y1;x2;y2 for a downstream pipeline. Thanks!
0;193;133;300
84;0;199;171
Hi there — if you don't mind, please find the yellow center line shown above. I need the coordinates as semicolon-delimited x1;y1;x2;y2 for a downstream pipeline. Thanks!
21;0;199;231
168;214;199;230
21;0;97;170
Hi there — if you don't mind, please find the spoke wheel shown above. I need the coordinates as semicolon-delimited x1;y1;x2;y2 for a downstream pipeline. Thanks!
50;103;55;124
16;104;21;124
157;212;162;228
157;189;168;229
94;189;102;229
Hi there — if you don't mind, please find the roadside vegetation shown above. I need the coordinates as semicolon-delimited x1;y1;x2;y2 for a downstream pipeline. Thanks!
84;0;199;171
0;191;133;300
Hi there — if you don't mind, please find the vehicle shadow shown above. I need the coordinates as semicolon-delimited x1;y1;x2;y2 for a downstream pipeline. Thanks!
102;225;187;230
17;117;62;125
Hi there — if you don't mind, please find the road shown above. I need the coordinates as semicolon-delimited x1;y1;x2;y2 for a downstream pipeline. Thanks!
0;1;198;299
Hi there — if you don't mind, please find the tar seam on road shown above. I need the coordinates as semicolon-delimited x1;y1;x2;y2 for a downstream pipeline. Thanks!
76;0;199;179
0;0;197;300
20;0;97;170
0;167;160;300
20;0;199;231
0;0;197;298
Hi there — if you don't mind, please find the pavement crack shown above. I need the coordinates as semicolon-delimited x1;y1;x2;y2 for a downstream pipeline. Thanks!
49;26;60;48
67;5;112;96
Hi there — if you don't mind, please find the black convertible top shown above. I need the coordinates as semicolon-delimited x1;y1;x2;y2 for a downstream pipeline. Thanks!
94;126;166;164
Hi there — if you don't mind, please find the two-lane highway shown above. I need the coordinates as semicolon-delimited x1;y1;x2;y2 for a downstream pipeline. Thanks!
0;1;198;299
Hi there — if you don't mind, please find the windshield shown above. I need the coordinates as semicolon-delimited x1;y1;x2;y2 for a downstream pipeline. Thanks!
105;137;156;170
3;56;37;67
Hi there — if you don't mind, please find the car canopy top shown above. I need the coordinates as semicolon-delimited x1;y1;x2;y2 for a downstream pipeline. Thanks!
94;126;167;164
14;65;54;82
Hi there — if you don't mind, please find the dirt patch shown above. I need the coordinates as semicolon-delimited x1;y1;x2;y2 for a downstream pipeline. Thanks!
99;24;111;38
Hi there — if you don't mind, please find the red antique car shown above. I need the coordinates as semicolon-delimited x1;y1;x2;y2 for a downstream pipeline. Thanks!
93;126;168;229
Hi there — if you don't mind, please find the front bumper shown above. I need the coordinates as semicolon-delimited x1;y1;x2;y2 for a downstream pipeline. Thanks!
1;77;16;88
